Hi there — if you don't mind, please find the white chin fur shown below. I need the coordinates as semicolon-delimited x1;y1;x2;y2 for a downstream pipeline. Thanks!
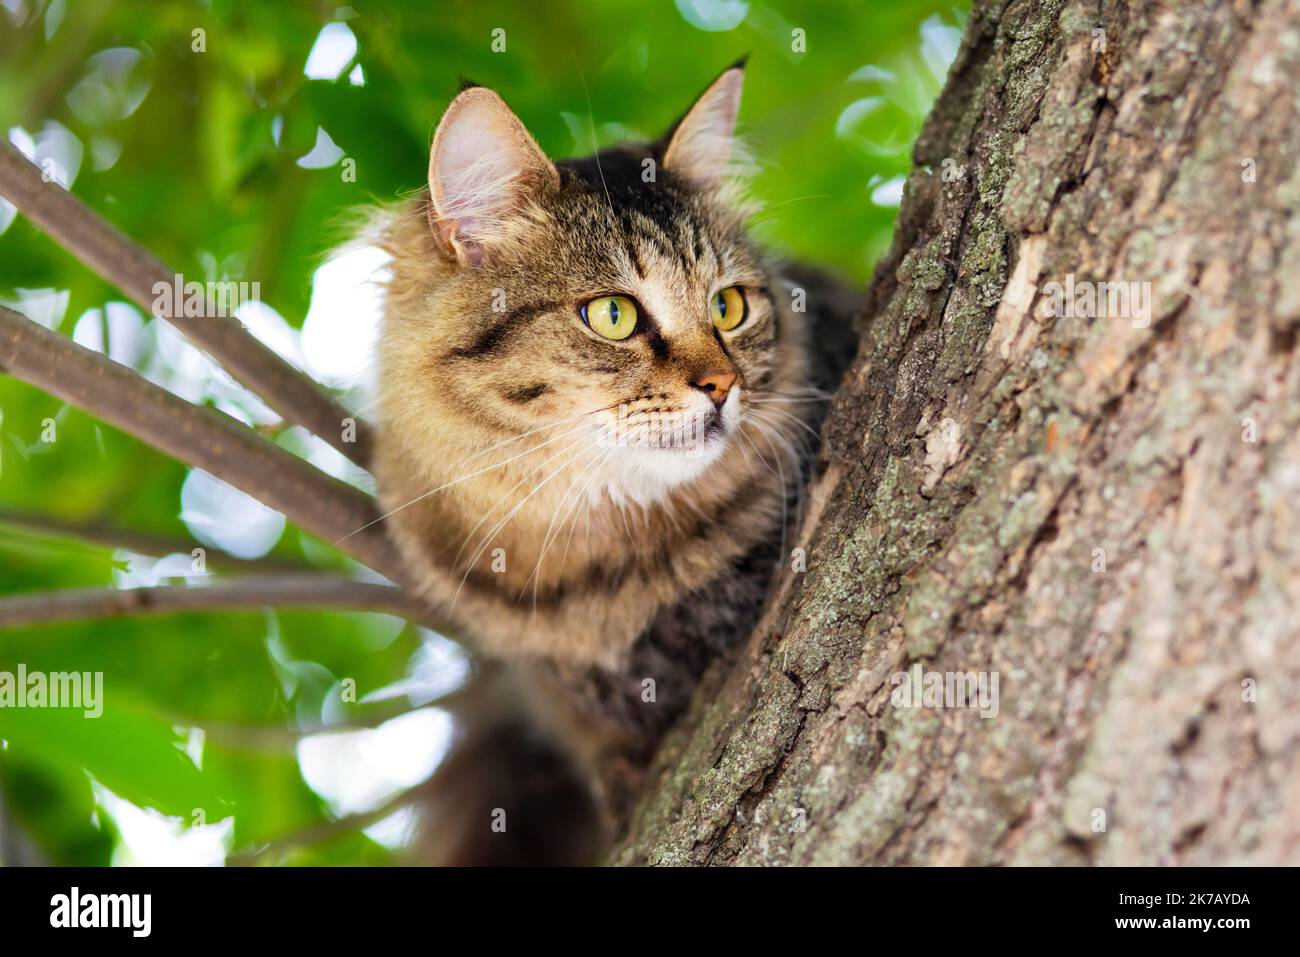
594;388;741;507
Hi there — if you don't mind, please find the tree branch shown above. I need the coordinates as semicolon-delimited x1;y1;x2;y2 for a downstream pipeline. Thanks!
160;694;468;751
227;783;426;866
0;507;317;574
0;304;415;591
0;140;374;468
0;576;430;630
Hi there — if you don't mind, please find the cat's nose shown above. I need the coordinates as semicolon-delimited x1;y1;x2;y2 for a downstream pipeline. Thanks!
691;369;738;408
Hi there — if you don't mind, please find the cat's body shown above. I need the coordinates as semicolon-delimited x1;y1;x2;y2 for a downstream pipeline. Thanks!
370;67;858;862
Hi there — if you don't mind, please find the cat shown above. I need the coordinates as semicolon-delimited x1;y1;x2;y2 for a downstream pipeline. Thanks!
371;63;859;863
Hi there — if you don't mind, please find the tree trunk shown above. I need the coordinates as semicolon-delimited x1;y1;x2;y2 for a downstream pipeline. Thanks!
614;0;1300;866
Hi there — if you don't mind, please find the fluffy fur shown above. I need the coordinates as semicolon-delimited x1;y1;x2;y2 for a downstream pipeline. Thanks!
375;67;809;671
369;68;858;862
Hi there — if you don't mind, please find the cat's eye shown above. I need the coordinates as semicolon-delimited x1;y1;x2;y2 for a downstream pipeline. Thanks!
710;286;747;331
581;295;638;341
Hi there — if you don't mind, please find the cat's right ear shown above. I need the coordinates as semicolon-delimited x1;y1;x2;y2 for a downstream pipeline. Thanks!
427;87;559;266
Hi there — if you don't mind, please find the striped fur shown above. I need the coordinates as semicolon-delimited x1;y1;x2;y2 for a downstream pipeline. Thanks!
370;74;861;862
375;105;811;674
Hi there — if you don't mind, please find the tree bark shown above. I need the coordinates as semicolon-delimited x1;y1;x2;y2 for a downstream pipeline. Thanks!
615;0;1300;866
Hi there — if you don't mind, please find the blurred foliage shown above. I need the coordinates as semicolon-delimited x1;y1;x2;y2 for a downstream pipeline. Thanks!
0;0;966;865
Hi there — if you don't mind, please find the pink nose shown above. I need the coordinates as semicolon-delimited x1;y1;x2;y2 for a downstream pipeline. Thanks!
691;369;737;407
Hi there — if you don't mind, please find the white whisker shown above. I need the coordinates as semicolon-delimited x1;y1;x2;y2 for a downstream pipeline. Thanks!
451;438;595;612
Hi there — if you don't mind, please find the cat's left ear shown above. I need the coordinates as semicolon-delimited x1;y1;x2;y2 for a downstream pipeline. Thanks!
662;60;745;188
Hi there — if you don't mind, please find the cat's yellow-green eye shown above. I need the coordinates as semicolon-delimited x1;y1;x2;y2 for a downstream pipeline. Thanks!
581;295;638;340
711;286;747;331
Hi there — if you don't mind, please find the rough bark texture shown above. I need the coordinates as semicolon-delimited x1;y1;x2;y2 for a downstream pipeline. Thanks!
615;0;1300;866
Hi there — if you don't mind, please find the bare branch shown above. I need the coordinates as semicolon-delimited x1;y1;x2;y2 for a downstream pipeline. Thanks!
227;783;426;866
0;304;415;590
0;576;431;630
0;507;317;574
160;694;468;751
0;141;374;467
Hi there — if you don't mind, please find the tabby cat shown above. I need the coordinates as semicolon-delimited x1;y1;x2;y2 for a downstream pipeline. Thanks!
372;63;857;864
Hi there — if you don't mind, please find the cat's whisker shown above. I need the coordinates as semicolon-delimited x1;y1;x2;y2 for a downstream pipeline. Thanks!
747;410;808;469
559;446;621;575
521;446;604;604
751;386;832;400
525;444;618;613
573;56;616;219
752;427;817;467
738;427;778;480
747;403;823;444
744;193;831;225
448;433;592;576
442;438;592;609
737;422;790;560
422;397;622;477
336;397;626;546
440;401;613;468
455;441;593;611
610;485;640;549
742;418;795;561
747;414;810;544
732;428;757;472
451;438;596;613
332;417;597;545
764;383;832;395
